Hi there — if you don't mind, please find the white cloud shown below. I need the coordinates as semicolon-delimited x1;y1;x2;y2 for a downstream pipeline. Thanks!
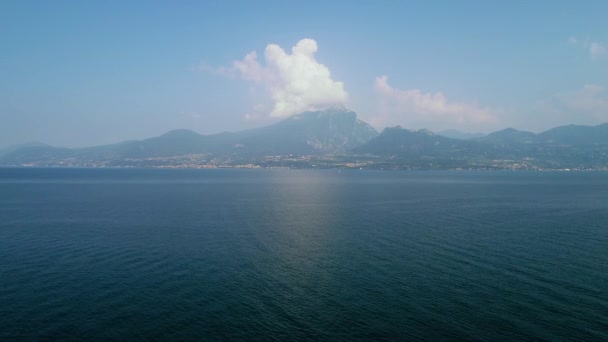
569;36;578;45
589;42;606;60
371;76;499;131
225;38;348;118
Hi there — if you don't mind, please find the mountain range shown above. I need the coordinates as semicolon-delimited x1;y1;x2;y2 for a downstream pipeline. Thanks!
2;108;608;170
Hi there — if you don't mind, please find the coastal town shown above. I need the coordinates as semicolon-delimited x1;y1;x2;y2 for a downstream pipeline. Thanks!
13;152;608;171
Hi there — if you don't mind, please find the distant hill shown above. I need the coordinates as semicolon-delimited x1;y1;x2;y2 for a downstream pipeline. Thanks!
354;126;494;159
477;128;538;145
78;129;223;159
0;108;378;165
101;108;378;158
0;144;74;165
0;142;50;157
538;123;608;145
476;123;608;146
436;129;485;140
2;114;608;169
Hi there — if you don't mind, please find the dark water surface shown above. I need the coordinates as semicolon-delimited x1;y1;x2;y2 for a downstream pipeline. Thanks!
1;168;607;340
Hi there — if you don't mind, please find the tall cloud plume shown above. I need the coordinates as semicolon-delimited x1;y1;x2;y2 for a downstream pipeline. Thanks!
225;39;348;118
371;76;498;131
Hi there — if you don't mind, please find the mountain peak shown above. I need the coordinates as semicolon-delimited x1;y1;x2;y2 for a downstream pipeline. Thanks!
286;109;360;126
292;107;354;117
264;108;377;153
325;104;349;112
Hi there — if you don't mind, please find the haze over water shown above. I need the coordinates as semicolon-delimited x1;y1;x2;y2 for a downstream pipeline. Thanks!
1;168;607;340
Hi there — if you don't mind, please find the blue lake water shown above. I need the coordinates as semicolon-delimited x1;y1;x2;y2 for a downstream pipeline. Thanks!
1;168;607;340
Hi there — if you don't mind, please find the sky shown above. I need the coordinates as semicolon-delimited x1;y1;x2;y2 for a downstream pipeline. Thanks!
1;1;608;147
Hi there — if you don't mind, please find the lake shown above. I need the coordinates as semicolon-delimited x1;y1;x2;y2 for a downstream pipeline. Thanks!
1;168;607;340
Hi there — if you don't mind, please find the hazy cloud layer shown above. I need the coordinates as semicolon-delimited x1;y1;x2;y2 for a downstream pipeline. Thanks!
226;39;348;118
560;84;608;120
535;84;608;128
371;76;499;131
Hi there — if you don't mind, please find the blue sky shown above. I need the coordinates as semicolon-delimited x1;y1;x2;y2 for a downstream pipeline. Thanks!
1;1;607;147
